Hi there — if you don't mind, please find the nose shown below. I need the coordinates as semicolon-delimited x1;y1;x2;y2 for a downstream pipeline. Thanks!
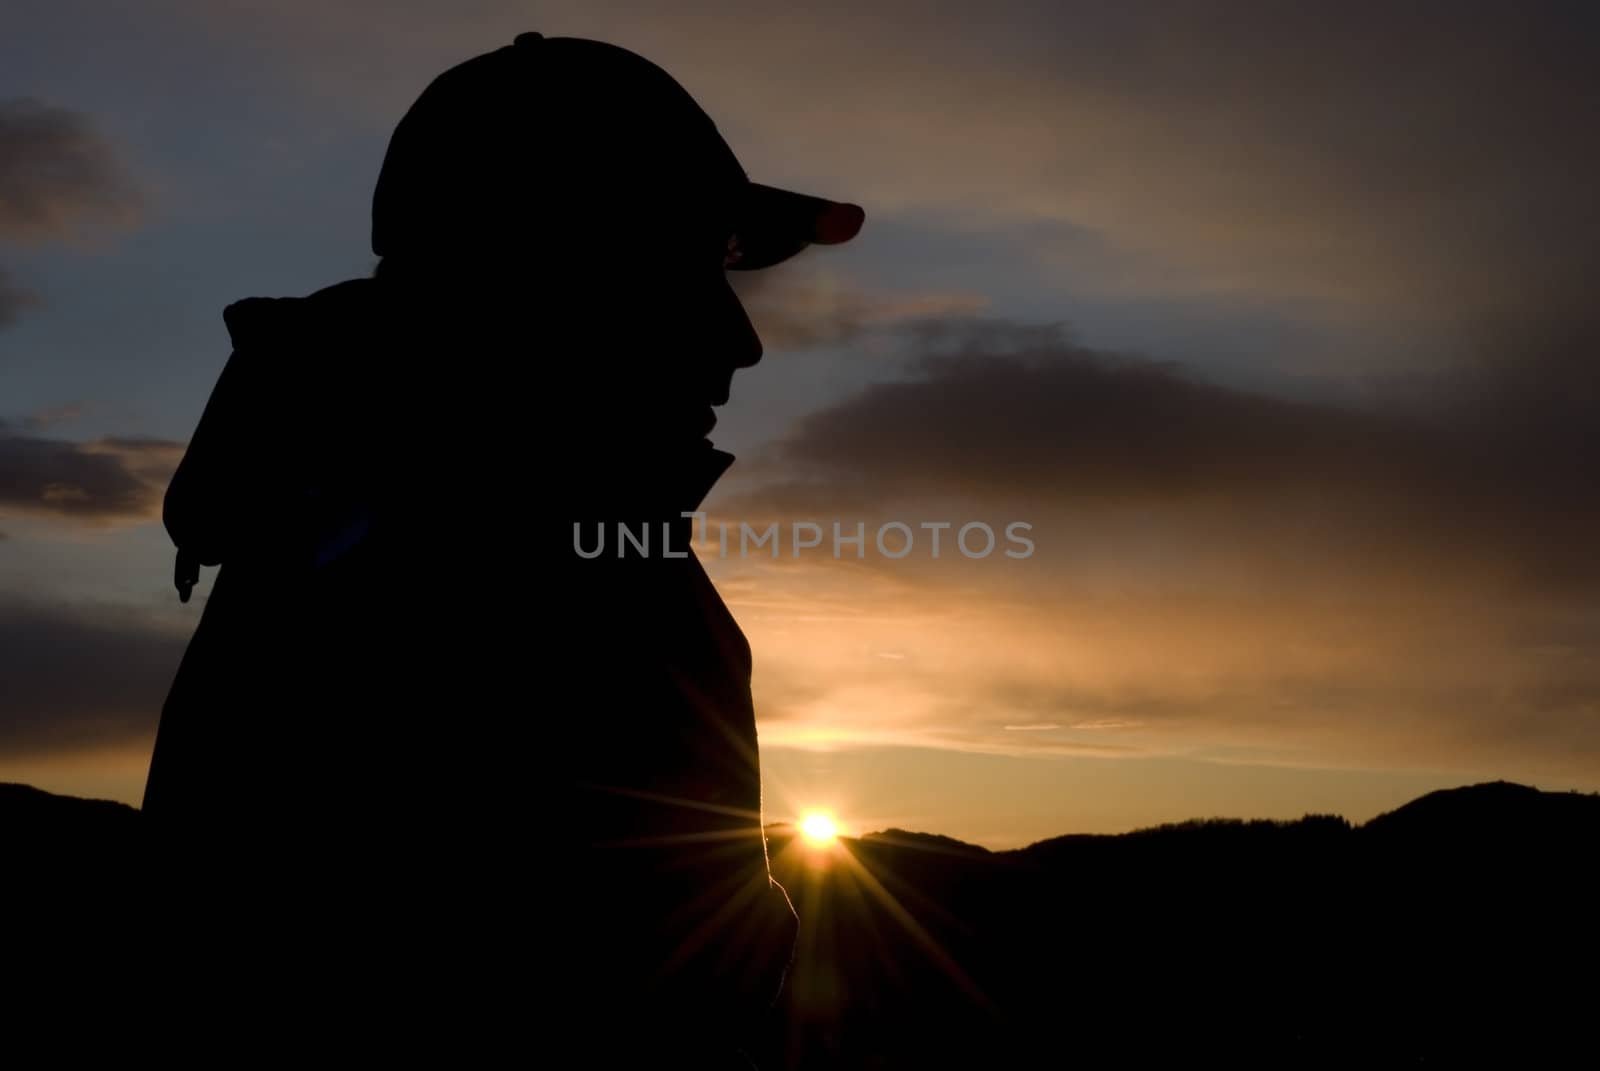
644;273;764;407
704;277;762;406
731;323;763;371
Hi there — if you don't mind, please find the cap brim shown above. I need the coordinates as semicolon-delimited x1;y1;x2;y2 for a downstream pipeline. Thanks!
726;182;865;270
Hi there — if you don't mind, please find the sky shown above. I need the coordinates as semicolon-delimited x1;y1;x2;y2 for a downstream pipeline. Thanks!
4;1;1599;848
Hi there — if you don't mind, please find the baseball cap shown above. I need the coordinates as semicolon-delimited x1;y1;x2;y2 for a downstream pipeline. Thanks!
371;32;864;269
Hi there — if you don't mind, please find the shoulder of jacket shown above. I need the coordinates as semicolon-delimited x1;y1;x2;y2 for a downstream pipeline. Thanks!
221;277;377;350
221;296;288;349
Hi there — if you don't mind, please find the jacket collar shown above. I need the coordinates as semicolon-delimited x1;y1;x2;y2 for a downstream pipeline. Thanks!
564;444;734;552
682;445;736;514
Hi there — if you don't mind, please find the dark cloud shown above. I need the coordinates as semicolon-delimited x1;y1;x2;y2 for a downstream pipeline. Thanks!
0;425;182;523
767;320;1397;498
0;98;143;242
730;316;1600;590
0;267;41;329
0;601;180;757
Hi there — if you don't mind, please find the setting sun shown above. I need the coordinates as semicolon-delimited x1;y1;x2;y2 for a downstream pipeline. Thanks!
799;811;840;848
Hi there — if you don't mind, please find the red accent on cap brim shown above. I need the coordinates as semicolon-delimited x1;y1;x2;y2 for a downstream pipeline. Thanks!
814;202;865;245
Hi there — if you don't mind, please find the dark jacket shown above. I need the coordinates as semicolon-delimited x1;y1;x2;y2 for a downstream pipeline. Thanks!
142;278;797;1048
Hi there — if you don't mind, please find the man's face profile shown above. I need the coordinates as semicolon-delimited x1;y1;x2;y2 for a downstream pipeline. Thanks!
539;211;765;453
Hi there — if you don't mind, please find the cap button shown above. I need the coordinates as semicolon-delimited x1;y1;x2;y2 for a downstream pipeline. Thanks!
514;32;544;47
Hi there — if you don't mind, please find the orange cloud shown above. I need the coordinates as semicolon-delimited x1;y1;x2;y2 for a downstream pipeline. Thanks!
0;426;182;525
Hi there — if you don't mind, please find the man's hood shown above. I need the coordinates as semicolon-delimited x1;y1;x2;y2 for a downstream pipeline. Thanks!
216;275;735;519
221;277;378;353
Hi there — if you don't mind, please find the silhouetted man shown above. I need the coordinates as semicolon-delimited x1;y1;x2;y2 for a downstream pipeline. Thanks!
140;32;862;1062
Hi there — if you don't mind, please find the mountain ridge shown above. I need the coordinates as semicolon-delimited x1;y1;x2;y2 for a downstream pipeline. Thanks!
11;777;1597;845
9;778;1597;1065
